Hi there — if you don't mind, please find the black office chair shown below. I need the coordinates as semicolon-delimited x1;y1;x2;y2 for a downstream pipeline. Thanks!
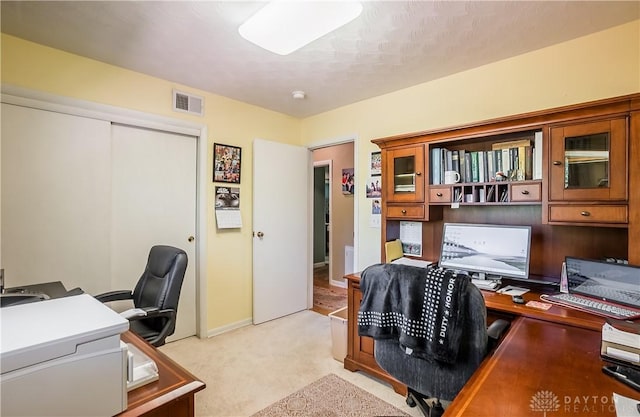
358;264;509;417
95;245;188;347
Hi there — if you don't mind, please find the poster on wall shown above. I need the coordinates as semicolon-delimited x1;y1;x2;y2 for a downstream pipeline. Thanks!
215;186;242;228
342;168;354;195
370;151;381;176
213;143;242;183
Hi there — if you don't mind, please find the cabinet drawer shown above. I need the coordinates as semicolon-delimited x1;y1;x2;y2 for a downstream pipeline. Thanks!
511;183;541;202
386;204;425;219
548;205;628;224
429;187;451;204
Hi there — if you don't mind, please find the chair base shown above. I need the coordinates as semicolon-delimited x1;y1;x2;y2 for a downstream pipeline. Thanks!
406;388;444;417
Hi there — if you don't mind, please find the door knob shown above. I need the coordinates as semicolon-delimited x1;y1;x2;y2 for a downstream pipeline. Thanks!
188;236;195;242
256;231;264;238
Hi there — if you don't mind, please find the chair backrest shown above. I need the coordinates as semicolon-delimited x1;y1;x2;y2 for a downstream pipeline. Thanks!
384;239;403;262
372;271;488;402
133;245;188;313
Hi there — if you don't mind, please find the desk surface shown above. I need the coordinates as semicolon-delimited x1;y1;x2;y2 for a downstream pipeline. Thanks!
446;316;640;416
119;331;205;416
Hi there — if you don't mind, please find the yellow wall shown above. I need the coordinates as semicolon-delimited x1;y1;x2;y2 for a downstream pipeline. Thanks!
2;19;639;335
300;19;640;271
1;34;302;332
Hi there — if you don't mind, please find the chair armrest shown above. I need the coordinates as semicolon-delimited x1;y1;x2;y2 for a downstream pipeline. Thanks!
126;307;175;321
487;319;510;341
94;290;133;303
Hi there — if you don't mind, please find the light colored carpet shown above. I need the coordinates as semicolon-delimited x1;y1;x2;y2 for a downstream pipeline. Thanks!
250;373;410;417
159;310;422;417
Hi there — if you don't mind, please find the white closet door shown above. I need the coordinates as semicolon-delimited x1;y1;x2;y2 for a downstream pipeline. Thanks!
110;124;197;341
1;103;112;293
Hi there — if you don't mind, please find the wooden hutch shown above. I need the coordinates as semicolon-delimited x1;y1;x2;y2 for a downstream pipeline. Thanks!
344;93;640;402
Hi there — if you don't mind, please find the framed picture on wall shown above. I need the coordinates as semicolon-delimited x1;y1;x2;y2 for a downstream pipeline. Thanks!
213;143;242;183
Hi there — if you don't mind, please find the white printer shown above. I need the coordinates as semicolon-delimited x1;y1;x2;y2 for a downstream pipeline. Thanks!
1;294;130;416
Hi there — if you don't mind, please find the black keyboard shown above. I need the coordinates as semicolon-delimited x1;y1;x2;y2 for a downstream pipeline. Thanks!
541;293;640;320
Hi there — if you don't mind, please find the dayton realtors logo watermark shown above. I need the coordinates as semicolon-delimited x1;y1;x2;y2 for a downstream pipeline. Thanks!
530;390;616;415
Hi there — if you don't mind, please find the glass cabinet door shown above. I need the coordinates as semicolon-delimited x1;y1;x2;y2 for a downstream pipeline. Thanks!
385;146;424;203
550;118;627;201
563;132;609;189
394;155;416;193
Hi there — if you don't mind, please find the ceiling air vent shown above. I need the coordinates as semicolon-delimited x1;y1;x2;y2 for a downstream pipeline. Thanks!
173;89;204;116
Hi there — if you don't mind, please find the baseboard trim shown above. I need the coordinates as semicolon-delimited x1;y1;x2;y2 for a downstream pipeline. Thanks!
206;318;253;338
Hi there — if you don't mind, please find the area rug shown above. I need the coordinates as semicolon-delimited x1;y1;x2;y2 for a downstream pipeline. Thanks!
314;286;347;313
251;374;410;417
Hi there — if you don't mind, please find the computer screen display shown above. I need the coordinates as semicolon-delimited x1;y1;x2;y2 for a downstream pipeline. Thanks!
439;223;531;280
566;257;640;308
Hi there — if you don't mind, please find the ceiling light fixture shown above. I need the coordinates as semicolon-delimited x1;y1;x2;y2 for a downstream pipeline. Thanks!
238;1;363;56
292;90;306;100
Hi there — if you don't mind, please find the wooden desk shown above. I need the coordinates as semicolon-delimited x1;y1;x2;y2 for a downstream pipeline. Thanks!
344;272;640;416
119;331;205;417
446;317;639;416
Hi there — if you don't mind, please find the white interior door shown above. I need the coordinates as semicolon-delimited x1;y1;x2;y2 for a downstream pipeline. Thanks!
253;139;310;324
110;124;197;341
1;104;112;293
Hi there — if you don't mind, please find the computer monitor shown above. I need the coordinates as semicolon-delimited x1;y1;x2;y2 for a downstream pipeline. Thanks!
439;223;531;281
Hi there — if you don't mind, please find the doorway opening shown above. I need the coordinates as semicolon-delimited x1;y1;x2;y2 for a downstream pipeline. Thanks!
311;142;354;315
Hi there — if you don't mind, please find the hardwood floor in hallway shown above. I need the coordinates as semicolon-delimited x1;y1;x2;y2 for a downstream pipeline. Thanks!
312;264;347;316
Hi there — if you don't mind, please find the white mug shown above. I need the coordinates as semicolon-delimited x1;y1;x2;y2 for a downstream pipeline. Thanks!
444;170;461;184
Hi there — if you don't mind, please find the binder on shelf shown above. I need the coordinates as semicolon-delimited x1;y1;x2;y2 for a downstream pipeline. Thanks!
478;151;485;183
431;148;442;184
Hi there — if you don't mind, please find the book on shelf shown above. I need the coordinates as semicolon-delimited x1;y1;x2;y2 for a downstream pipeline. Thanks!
491;138;533;151
458;150;466;183
451;150;460;174
478;151;486;182
533;131;543;180
463;152;472;183
470;152;479;183
524;145;533;180
445;149;453;171
486;151;495;181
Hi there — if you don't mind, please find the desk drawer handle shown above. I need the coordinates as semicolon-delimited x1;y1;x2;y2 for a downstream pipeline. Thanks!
436;192;443;197
553;161;562;166
521;190;530;195
401;209;407;214
580;211;591;217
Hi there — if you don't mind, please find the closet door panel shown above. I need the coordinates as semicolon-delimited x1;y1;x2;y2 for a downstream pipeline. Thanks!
1;104;112;293
110;124;197;341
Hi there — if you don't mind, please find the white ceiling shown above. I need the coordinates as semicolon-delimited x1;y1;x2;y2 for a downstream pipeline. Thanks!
1;1;638;118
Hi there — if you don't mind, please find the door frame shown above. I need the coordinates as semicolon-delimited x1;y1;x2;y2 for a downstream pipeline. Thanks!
1;84;208;339
308;135;359;291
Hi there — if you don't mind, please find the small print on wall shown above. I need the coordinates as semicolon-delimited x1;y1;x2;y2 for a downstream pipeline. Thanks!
342;168;354;195
213;143;241;183
370;151;381;176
